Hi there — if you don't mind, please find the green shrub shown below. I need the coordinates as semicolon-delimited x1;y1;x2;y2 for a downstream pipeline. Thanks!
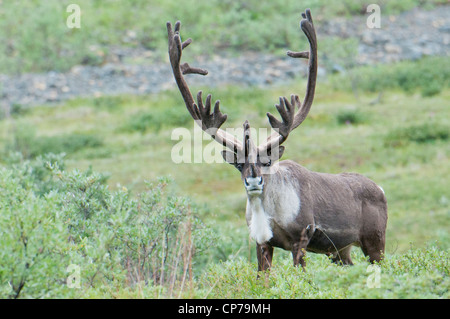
122;108;191;133
6;153;66;196
385;123;449;147
201;245;449;299
122;111;155;133
0;104;28;121
331;57;450;96
0;155;215;298
421;81;443;97
336;108;366;125
35;134;103;156
2;0;444;74
6;125;103;159
0;1;97;73
0;167;71;298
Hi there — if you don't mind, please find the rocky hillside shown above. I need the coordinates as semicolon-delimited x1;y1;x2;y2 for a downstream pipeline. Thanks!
0;5;448;110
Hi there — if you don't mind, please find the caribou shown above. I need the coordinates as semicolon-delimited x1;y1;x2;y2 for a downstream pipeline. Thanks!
167;9;388;271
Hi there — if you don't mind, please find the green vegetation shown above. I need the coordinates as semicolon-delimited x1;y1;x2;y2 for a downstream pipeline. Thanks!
1;154;448;298
385;123;449;147
0;154;215;298
335;108;367;125
1;56;449;297
8;126;103;159
331;56;450;97
1;0;449;297
0;0;447;73
202;246;449;298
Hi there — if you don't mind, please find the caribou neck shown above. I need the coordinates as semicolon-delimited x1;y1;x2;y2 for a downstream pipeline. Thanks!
246;163;302;245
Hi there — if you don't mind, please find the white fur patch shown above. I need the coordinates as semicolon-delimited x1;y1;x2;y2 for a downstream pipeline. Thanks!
275;183;300;228
262;167;301;229
248;198;273;244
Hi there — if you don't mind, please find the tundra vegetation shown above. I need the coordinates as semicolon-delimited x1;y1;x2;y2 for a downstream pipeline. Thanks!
1;78;448;298
0;1;449;298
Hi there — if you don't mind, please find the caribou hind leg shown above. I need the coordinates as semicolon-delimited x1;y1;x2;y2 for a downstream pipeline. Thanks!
360;200;387;263
360;231;385;263
331;246;354;265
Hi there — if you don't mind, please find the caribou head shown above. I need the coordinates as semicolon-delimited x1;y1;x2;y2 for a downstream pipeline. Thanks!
167;9;387;271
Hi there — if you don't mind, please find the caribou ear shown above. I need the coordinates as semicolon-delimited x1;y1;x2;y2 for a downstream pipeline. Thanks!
258;146;285;166
221;150;243;172
266;146;285;162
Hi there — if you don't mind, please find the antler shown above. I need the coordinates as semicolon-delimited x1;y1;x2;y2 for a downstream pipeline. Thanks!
259;9;318;152
167;21;242;152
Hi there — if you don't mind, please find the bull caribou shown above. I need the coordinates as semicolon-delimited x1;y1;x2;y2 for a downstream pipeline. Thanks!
167;9;387;271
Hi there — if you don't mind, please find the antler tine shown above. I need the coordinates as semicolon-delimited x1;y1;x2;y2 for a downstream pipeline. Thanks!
167;21;242;152
266;95;297;138
293;9;318;129
259;9;318;152
287;51;309;59
286;10;314;59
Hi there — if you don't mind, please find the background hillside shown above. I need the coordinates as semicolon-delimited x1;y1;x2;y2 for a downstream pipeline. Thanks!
0;0;448;299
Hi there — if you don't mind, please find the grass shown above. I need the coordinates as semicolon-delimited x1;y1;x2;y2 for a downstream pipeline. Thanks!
1;0;449;299
200;245;449;299
1;61;449;298
331;56;450;97
0;0;448;74
1;77;449;254
80;244;449;299
385;123;449;146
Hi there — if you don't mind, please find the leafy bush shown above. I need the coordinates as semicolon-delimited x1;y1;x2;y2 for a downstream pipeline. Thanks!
6;125;103;159
336;108;366;125
0;154;215;298
0;1;96;74
0;169;70;298
201;245;449;299
35;134;103;156
421;81;444;97
331;56;450;97
385;123;449;147
122;111;155;133
0;104;29;121
2;0;445;74
121;108;191;133
1;152;447;298
5;153;66;196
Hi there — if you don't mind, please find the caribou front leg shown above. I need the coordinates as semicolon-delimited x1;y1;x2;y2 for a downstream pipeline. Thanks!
256;243;274;272
292;228;309;269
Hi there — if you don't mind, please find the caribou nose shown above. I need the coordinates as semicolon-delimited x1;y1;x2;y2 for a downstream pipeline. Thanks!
245;176;263;186
244;176;264;193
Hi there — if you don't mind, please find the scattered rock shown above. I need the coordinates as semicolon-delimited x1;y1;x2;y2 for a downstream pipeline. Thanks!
0;5;448;109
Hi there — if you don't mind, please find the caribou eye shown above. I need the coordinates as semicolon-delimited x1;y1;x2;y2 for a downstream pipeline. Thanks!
262;160;271;167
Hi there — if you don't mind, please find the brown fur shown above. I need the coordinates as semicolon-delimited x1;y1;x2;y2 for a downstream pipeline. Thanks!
262;161;388;267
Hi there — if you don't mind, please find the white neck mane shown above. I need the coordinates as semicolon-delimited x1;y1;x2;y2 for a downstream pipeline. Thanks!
248;197;273;244
246;166;301;245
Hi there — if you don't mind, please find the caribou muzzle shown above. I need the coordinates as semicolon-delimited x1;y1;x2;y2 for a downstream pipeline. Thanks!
244;176;264;194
